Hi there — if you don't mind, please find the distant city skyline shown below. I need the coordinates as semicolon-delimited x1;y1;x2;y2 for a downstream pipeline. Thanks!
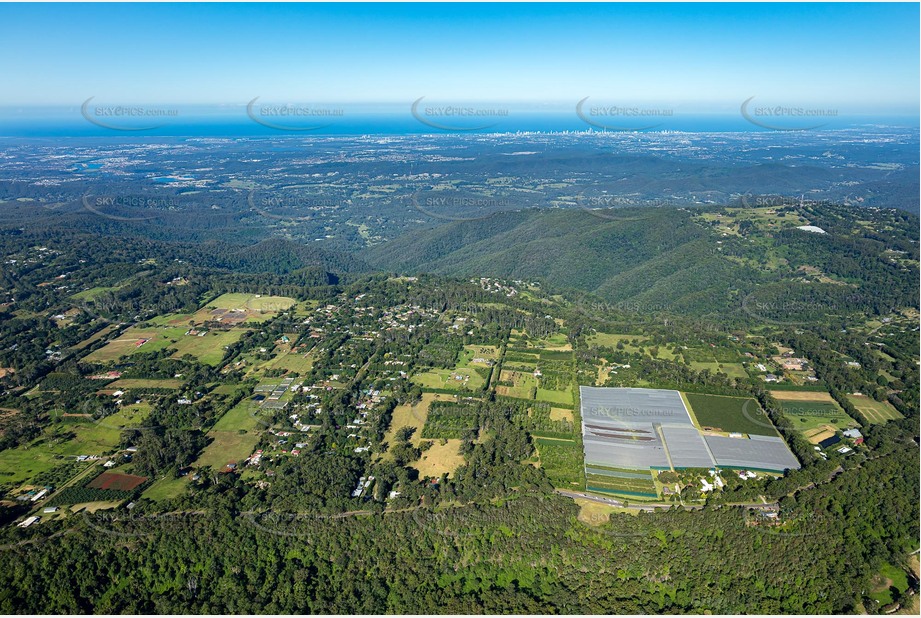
0;2;918;115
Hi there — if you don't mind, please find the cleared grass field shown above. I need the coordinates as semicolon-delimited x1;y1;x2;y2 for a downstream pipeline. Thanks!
262;350;315;374
70;324;118;352
385;394;465;477
194;430;261;470
719;363;749;379
169;329;246;365
463;344;500;361
11;404;154;477
185;293;297;325
587;332;681;361
383;393;448;448
0;448;57;486
414;440;465;478
211;293;297;312
109;378;183;390
587;332;648;348
690;361;721;373
536;387;573;406
780;400;858;436
770;390;836;402
527;332;572;351
150;294;296;327
575;499;631;525
496;369;537;400
84;327;185;363
141;475;190;501
71;286;121;301
846;394;902;424
456;345;500;370
147;311;196;327
549;407;574;422
684;393;779;437
868;562;911;606
412;367;485;392
212;400;263;432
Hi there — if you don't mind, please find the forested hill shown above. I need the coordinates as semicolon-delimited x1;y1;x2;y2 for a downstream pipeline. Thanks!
364;203;919;321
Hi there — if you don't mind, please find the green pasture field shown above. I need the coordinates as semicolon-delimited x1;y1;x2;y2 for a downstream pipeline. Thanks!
684;393;779;437
780;401;858;433
83;327;186;363
141;475;190;501
412;367;485;392
109;378;183;390
211;400;263;432
536;387;573;406
169;329;247;365
845;394;903;424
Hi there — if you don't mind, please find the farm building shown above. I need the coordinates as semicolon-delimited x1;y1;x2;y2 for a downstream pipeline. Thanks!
17;516;39;528
842;428;864;444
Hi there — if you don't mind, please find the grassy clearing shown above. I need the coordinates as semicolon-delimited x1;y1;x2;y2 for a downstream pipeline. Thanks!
211;293;297;312
575;499;629;526
169;329;246;365
210;384;242;395
263;349;315;374
151;294;296;328
496;369;538;400
719;363;749;379
846;394;902;424
685;393;779;437
212;400;262;432
690;361;721;373
0;448;58;486
527;332;572;351
412;367;485;392
194;430;261;470
868;562;910;605
588;332;648;348
414;440;465;478
147;311;197;327
384;394;465;476
536;387;573;406
68;500;124;513
463;344;500;361
84;327;185;363
142;474;190;501
20;404;152;470
383;393;446;449
109;378;183;390
780;400;858;435
71;324;118;352
187;293;296;325
587;332;681;361
770;390;836;402
71;286;117;301
549;407;574;422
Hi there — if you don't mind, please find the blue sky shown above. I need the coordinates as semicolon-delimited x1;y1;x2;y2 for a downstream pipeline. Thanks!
1;2;918;114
